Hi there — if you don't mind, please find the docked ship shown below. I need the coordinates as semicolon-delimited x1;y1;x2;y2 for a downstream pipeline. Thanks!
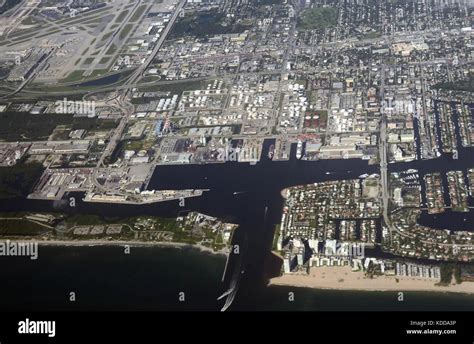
296;140;303;159
268;144;275;160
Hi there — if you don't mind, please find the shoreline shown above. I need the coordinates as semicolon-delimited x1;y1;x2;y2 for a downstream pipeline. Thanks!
22;239;228;256
269;266;474;295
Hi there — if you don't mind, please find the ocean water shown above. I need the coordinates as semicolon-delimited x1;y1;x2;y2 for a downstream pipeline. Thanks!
0;245;226;311
1;245;473;312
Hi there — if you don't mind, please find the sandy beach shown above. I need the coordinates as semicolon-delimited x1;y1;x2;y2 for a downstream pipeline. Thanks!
270;266;474;294
24;239;228;256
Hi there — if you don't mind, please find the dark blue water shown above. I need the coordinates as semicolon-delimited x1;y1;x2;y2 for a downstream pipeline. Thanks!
0;245;226;311
1;245;473;311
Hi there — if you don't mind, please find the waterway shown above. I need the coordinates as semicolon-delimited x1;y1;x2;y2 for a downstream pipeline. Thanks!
0;102;473;310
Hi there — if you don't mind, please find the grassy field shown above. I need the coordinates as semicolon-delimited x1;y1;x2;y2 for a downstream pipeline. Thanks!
106;44;118;55
88;69;109;78
99;56;111;64
0;211;229;250
119;23;134;40
82;57;95;65
100;32;113;43
61;70;85;83
130;4;147;22
169;9;247;39
21;16;44;26
0;219;49;235
115;9;129;23
298;7;338;31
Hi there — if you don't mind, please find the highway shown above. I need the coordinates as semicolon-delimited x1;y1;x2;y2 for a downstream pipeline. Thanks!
4;68;292;100
91;0;186;192
97;0;185;163
123;0;186;87
379;63;392;241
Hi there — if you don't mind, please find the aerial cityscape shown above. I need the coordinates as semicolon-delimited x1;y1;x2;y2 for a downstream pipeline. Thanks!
0;0;473;335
